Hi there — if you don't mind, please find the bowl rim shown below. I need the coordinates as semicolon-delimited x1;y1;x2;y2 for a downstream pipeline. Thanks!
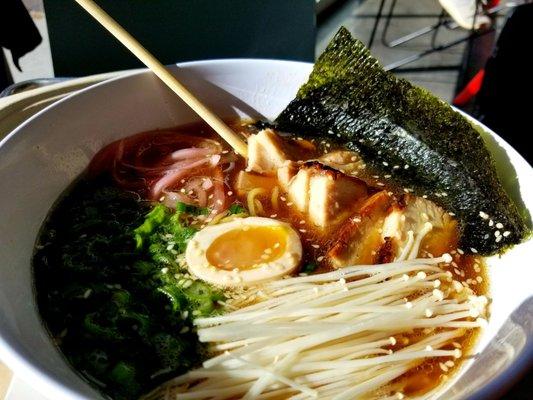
0;58;531;400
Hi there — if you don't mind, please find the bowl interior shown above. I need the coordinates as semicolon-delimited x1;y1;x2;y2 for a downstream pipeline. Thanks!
0;59;531;400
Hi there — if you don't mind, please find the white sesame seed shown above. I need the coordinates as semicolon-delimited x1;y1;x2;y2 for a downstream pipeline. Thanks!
479;211;489;219
503;231;511;237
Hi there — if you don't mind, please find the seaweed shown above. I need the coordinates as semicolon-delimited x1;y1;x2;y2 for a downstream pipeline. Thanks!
276;27;529;255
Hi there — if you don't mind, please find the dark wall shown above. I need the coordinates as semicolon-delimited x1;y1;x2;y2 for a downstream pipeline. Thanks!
44;0;316;77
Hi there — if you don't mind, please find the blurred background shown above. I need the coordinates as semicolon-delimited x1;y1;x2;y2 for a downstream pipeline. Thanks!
2;0;532;164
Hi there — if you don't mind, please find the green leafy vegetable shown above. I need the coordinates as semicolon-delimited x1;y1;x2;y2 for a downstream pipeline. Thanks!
228;204;247;215
33;179;225;400
175;201;209;216
302;263;318;274
276;27;530;255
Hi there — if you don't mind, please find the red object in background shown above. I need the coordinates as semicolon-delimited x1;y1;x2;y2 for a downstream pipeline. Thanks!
453;69;485;106
486;0;500;9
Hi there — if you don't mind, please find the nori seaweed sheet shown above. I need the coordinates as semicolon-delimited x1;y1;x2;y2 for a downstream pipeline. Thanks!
276;27;529;255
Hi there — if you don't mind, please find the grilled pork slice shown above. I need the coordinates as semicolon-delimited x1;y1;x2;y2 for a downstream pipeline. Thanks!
246;129;317;175
319;150;365;175
327;193;459;268
382;196;458;257
327;191;394;268
247;129;292;174
278;162;368;228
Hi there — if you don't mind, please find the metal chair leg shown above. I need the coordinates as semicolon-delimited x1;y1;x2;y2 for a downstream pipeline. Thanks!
368;0;387;49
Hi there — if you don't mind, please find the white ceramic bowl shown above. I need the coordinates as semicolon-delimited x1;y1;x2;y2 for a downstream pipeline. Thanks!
0;60;531;400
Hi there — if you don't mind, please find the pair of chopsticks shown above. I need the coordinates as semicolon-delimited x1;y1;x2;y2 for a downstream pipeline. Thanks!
75;0;248;157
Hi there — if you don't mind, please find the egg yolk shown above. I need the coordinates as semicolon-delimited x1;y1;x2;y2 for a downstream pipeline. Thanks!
206;226;287;271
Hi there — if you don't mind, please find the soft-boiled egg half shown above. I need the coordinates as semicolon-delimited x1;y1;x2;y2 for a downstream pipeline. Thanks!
185;217;302;287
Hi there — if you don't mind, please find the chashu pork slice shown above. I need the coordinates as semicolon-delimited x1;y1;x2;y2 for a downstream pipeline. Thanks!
278;162;368;228
327;193;459;268
381;196;458;258
246;129;317;175
327;191;394;268
247;129;292;175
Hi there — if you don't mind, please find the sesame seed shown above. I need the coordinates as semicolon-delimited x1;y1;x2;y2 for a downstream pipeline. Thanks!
489;219;494;227
479;211;489;219
496;236;502;243
270;214;278;218
495;230;501;237
503;231;511;237
311;244;320;249
227;191;233;196
299;229;307;233
470;248;478;254
317;256;324;262
300;220;306;224
286;202;294;206
496;222;503;229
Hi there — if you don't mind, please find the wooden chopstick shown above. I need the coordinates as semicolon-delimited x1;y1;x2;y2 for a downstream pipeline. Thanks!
74;0;248;157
